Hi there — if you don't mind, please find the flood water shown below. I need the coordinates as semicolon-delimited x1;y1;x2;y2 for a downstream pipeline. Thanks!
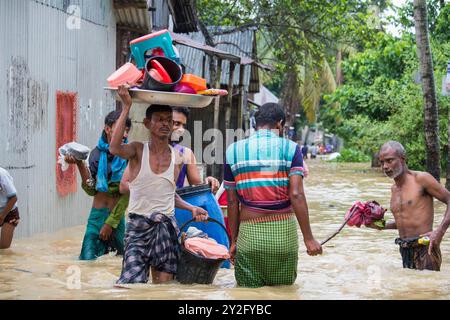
1;161;450;300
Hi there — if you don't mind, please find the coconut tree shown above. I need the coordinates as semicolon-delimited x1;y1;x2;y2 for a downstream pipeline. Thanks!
413;0;440;181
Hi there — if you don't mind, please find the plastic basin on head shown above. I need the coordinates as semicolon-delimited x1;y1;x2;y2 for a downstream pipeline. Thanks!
142;56;182;91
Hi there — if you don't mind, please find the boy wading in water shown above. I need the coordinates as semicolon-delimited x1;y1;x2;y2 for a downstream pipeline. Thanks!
368;141;450;271
65;111;131;260
111;85;208;284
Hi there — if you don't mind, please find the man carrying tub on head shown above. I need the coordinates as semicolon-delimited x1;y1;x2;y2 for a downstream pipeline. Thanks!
119;106;220;194
367;141;450;271
111;85;208;284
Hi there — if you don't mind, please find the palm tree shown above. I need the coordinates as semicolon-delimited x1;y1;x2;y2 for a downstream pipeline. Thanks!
413;0;440;181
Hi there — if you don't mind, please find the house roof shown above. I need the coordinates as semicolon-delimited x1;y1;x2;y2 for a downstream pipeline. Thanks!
167;0;198;33
113;0;151;33
173;28;272;93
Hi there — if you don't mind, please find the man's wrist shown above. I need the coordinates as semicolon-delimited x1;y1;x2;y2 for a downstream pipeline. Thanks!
435;226;445;237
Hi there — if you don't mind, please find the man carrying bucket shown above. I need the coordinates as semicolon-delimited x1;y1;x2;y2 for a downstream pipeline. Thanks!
223;102;322;288
367;141;450;271
65;111;131;260
111;85;208;284
119;106;220;191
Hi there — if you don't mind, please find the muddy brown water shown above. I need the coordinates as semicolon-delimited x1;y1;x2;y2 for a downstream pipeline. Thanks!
1;161;449;299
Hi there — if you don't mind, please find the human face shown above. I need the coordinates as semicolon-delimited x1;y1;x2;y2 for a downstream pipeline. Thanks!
145;111;173;139
171;111;187;142
104;123;130;143
379;147;404;179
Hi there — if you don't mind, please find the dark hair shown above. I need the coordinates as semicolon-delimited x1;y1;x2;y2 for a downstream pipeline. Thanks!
172;106;190;118
145;104;173;119
254;103;286;128
104;110;132;128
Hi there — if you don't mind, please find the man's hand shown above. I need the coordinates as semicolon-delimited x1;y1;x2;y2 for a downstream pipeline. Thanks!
205;176;220;194
366;222;384;230
229;242;237;265
117;84;132;108
421;229;444;256
64;155;82;165
99;224;113;241
0;214;6;226
303;161;309;178
191;206;209;222
304;238;322;256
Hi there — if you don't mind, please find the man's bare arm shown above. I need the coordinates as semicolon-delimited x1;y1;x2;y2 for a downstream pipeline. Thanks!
184;148;202;185
109;85;138;160
119;165;130;195
227;189;240;244
0;196;17;221
289;175;322;255
385;221;397;229
419;172;450;250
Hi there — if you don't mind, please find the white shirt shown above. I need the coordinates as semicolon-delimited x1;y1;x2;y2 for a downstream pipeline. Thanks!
0;167;18;213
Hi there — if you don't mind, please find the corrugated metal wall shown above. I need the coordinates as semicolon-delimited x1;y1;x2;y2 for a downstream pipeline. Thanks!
0;0;118;238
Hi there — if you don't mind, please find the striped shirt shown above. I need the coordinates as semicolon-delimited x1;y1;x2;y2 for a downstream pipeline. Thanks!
223;129;304;213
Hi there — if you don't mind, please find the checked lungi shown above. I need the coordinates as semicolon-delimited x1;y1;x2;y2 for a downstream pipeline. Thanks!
235;214;299;288
117;212;180;284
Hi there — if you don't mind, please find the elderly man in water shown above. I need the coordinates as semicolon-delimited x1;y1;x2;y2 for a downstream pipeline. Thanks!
368;141;450;271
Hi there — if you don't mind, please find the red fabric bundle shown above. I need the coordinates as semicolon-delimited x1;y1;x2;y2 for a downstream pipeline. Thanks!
344;201;386;227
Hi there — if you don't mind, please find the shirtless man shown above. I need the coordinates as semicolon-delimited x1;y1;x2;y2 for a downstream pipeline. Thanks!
111;85;208;284
369;141;450;271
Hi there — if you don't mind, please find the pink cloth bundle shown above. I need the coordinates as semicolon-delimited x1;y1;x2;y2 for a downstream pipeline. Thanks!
344;200;386;227
184;237;230;260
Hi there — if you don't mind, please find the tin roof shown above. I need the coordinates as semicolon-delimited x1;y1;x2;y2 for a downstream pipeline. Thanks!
173;28;272;93
113;0;151;33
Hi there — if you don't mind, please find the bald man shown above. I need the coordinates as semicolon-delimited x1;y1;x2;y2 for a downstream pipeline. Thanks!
368;141;450;271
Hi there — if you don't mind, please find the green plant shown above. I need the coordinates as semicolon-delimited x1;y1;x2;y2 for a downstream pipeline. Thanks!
334;148;371;162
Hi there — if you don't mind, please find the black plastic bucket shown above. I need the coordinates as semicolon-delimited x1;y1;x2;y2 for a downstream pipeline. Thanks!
176;217;231;285
142;56;182;91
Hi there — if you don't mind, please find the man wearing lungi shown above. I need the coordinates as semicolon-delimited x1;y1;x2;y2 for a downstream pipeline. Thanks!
223;102;322;288
111;85;208;284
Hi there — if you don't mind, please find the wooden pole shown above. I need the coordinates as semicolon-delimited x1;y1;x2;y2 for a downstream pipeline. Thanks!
212;58;222;177
237;64;245;131
225;62;236;130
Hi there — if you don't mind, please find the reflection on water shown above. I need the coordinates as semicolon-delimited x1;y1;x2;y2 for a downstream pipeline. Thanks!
1;161;449;299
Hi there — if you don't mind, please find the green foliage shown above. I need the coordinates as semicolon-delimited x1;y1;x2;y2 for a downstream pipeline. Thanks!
335;148;371;162
319;20;450;170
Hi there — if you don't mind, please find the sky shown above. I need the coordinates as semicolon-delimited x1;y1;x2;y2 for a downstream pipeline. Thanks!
384;0;408;37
